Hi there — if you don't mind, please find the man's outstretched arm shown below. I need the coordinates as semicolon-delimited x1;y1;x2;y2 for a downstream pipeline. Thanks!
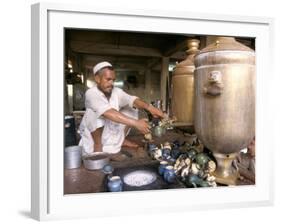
132;98;165;118
103;108;150;134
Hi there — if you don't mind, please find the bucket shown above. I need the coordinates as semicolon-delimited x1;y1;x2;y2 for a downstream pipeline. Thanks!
64;145;82;169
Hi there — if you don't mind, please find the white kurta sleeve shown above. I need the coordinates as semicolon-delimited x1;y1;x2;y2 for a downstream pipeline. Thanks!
85;89;112;117
117;88;139;108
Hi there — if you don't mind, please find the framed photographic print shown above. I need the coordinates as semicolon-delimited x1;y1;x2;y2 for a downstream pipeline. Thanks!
31;2;274;221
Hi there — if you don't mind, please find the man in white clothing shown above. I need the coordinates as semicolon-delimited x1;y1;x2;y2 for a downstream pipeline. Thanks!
79;61;164;155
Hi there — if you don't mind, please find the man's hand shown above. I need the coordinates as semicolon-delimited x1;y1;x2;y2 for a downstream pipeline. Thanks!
147;105;165;119
132;98;165;119
134;118;151;134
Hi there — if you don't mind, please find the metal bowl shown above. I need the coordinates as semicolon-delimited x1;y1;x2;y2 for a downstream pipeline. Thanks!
83;152;110;170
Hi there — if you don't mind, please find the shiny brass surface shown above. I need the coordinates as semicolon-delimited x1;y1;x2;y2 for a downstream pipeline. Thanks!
171;39;200;126
194;37;255;184
212;152;239;185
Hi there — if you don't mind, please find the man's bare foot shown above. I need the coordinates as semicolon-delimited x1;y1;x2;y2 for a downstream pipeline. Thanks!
122;139;139;148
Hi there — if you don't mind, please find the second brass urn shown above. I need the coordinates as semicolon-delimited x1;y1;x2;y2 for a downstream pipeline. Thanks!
171;39;200;128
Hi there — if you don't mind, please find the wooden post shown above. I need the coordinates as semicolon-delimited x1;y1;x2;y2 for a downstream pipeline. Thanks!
144;69;152;103
161;57;169;111
199;36;207;49
206;36;217;45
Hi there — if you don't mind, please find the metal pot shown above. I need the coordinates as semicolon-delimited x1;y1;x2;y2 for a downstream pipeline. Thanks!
64;145;82;169
153;126;166;138
194;37;255;185
83;152;110;170
172;39;200;127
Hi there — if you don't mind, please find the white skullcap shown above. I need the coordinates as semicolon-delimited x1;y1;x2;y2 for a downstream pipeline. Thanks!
93;61;113;75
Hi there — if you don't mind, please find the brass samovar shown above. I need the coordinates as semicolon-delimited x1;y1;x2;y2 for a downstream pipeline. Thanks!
172;39;200;128
194;37;255;185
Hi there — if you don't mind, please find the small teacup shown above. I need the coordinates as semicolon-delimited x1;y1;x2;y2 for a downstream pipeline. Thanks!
158;161;169;175
162;148;171;160
148;143;157;150
163;165;176;183
148;143;157;157
107;176;123;192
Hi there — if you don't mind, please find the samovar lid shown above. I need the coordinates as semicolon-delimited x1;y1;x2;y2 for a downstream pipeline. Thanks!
199;36;254;54
173;39;200;75
195;37;255;67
